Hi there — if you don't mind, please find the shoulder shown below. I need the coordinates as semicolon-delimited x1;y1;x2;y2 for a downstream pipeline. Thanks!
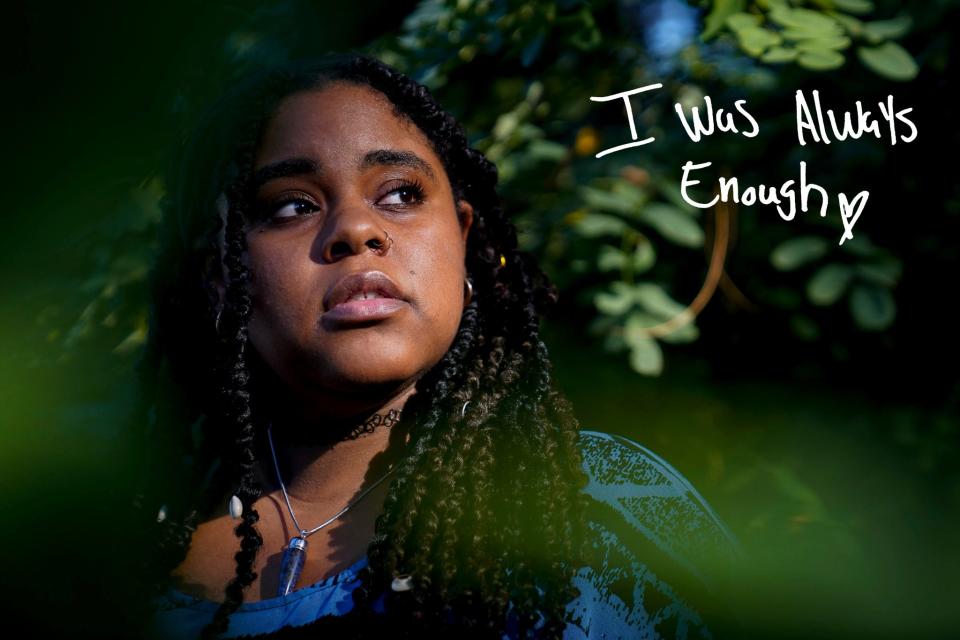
566;429;741;638
576;429;740;584
168;510;243;601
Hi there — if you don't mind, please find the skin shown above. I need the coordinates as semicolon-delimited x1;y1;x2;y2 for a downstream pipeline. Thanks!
172;82;474;602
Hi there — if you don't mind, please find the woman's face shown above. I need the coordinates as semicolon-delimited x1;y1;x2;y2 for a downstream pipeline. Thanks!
238;82;473;417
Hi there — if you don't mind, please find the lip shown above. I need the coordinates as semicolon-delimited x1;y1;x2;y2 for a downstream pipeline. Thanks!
322;271;410;327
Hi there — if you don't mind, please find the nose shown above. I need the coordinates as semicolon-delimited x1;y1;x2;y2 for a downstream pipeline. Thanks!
318;200;391;263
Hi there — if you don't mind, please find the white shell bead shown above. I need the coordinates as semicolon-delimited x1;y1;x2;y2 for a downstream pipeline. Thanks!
156;505;168;523
391;574;413;592
229;495;243;519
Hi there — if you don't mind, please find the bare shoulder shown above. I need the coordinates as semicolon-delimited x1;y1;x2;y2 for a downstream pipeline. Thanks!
170;512;240;601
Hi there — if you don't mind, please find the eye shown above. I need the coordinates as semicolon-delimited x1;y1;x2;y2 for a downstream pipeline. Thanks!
264;194;320;221
378;180;425;207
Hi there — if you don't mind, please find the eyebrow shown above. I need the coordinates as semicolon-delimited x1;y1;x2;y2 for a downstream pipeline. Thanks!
358;149;437;182
250;158;319;192
250;150;437;192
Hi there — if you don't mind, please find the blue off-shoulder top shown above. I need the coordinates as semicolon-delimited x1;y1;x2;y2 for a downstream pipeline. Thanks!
150;430;740;639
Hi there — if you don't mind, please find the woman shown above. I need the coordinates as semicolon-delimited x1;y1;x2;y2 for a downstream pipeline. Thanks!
133;53;738;639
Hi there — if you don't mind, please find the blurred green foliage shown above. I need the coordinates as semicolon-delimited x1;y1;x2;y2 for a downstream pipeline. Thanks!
3;1;959;637
702;0;919;79
358;0;949;377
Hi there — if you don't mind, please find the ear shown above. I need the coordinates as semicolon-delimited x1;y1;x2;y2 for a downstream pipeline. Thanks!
456;199;474;246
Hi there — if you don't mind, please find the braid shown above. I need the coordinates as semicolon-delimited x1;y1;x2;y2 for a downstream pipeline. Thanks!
201;170;265;638
136;52;591;638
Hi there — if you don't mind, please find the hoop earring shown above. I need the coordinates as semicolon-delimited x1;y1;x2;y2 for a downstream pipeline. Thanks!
464;276;474;305
369;230;393;256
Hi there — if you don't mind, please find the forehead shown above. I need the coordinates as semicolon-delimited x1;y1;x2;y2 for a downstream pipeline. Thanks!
254;82;441;173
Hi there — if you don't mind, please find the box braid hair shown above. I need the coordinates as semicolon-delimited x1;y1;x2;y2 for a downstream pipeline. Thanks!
128;53;592;639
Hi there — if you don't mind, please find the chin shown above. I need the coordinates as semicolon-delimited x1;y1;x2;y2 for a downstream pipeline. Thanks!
322;326;445;373
308;345;430;392
325;365;417;390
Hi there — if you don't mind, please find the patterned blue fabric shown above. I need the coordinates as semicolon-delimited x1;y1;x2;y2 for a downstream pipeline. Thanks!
150;429;739;639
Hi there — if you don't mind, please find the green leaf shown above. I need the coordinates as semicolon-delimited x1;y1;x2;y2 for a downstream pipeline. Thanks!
527;139;567;162
632;238;657;273
624;311;659;344
761;46;799;63
493;112;519;139
771;236;829;271
597;238;657;273
638;204;704;248
569;5;602;51
625;310;699;344
658;316;700;343
862;15;912;41
795;36;851;52
857;42;918;81
597;245;626;272
798;49;846;70
610;180;650;216
735;26;783;57
652;177;697;213
114;324;147;355
726;12;762;32
807;263;854;305
633;283;687;319
830;12;863;36
770;7;842;33
849;284;896;330
832;0;874;14
838;234;880;257
855;260;901;287
574;212;629;238
629;335;663;376
594;281;635;315
579;186;640;216
782;25;844;40
597;236;657;273
702;0;747;41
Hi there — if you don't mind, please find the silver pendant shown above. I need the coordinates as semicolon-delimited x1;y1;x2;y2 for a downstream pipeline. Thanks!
277;536;308;597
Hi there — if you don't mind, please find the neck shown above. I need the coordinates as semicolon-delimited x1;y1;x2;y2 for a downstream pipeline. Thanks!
258;384;416;506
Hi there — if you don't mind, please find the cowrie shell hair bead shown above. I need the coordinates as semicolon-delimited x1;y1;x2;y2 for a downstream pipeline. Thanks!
229;495;243;519
391;574;414;592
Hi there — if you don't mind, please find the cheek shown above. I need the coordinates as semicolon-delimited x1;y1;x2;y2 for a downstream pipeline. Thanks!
245;242;316;346
407;227;467;328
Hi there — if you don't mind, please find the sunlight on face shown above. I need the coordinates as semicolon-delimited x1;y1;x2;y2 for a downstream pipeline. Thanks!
244;82;473;414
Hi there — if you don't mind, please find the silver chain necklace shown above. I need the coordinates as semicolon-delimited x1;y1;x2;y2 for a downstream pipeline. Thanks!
266;420;400;597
